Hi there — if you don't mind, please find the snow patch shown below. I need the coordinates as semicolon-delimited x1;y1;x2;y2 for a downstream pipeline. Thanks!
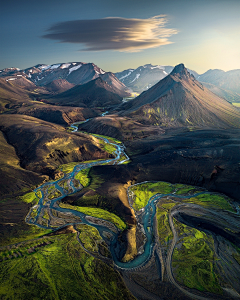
28;73;32;78
60;63;71;69
50;64;61;70
29;69;32;73
72;63;77;65
119;70;133;80
163;71;168;75
68;64;82;75
6;78;17;81
151;65;164;70
99;69;105;74
17;75;22;76
39;65;50;71
129;74;140;83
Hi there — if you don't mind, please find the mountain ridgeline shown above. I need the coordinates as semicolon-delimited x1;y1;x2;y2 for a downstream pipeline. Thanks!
118;64;240;128
47;77;128;108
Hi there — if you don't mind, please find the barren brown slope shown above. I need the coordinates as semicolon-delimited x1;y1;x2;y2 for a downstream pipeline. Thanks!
44;79;75;93
0;78;33;112
78;114;163;140
120;64;240;128
47;77;123;108
0;131;45;197
0;114;113;176
100;72;132;97
7;103;98;125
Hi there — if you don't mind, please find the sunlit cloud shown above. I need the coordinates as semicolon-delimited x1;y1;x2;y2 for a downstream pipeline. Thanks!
42;15;178;52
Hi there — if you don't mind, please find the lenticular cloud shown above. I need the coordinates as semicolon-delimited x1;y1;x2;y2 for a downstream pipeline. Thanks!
42;15;178;52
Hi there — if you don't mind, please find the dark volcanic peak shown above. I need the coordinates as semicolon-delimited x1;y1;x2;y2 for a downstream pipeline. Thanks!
170;63;187;76
47;76;123;108
119;63;240;129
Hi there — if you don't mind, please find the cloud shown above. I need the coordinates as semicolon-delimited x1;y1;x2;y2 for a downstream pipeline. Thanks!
42;15;178;52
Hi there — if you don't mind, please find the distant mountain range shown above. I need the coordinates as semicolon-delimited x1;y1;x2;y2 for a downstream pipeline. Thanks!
2;62;240;103
197;69;240;94
0;62;131;97
115;64;240;102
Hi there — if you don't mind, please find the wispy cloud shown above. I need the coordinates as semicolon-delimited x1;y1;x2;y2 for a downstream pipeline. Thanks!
42;15;178;52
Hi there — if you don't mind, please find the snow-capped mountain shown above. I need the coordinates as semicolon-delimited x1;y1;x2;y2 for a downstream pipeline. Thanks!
0;62;131;96
115;64;174;93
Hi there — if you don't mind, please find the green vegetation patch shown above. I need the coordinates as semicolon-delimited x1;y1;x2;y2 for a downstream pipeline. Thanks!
19;191;41;204
232;103;240;107
48;189;62;200
172;222;222;294
0;224;51;247
92;133;122;144
59;202;126;231
185;193;235;212
58;161;80;173
74;167;91;187
156;206;173;247
130;181;174;211
97;138;117;154
42;209;50;220
76;224;112;259
77;224;102;252
103;143;117;154
0;234;134;300
174;184;196;195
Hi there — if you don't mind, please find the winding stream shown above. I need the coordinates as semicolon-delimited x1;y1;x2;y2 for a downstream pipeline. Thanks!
25;120;240;299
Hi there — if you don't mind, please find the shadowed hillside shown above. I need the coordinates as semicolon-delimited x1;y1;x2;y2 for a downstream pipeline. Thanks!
0;114;112;176
7;104;99;125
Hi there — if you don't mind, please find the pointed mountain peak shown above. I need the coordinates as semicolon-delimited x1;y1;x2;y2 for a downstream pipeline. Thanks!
170;63;188;77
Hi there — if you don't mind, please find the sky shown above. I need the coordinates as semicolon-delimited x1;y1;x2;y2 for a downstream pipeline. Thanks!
1;0;240;74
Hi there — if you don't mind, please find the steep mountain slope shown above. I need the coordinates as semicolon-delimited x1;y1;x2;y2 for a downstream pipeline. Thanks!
201;82;240;103
198;69;240;94
47;77;124;108
120;64;240;128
